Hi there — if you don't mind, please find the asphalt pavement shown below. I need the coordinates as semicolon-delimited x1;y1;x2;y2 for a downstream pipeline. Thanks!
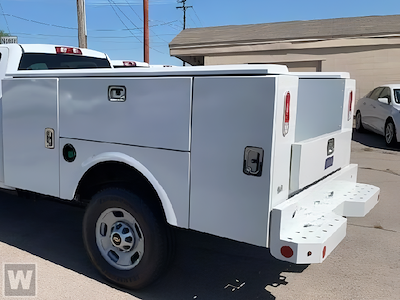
0;129;398;299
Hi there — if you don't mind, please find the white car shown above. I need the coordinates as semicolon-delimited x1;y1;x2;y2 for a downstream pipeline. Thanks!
355;84;400;146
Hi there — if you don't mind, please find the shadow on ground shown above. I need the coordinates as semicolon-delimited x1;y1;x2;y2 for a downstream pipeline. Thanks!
0;191;307;300
352;128;400;151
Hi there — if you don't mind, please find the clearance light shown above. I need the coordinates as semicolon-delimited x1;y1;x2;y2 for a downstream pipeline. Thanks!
281;246;294;258
348;91;353;121
322;246;327;259
282;91;290;136
123;61;137;67
55;47;82;55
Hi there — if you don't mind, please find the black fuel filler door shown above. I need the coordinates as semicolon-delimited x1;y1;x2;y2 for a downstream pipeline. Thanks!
243;147;264;177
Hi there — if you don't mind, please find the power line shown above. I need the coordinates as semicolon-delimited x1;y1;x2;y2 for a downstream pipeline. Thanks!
2;13;76;30
187;13;197;28
112;1;167;55
14;32;176;39
0;9;172;55
123;0;169;43
150;19;181;32
191;7;203;27
108;0;164;55
1;13;179;32
109;0;140;30
94;20;179;31
0;3;10;34
124;0;143;22
89;1;177;6
107;0;141;42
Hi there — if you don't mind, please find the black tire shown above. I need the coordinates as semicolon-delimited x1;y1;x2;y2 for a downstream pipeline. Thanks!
385;120;397;147
83;188;170;289
355;111;364;133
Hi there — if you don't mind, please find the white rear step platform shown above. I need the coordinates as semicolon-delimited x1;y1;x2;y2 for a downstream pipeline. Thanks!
270;164;379;264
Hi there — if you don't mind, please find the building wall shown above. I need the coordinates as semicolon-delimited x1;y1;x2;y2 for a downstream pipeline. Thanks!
204;44;400;101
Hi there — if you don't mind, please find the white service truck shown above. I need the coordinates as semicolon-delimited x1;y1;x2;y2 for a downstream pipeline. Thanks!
0;44;379;289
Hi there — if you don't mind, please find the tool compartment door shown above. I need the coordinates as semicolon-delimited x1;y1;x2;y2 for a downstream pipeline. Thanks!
290;78;355;193
58;77;192;151
2;78;59;197
189;76;280;247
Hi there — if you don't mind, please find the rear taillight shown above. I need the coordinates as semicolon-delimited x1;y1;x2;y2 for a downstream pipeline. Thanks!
348;91;353;121
281;246;293;258
55;47;82;55
283;91;290;136
123;61;137;67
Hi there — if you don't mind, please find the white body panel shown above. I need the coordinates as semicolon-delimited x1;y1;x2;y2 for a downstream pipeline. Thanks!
295;79;346;142
270;164;379;263
290;130;352;192
59;77;192;151
290;77;355;194
0;47;9;183
2;78;59;196
269;76;299;209
189;75;298;246
8;64;289;78
59;139;189;227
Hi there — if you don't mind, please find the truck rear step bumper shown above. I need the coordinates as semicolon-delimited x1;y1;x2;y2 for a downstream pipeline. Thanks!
270;164;379;264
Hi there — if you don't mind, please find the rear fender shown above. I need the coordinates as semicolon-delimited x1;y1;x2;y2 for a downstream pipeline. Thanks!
80;152;177;226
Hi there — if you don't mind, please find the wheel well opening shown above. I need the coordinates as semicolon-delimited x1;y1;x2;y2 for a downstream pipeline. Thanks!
386;117;394;125
76;161;166;221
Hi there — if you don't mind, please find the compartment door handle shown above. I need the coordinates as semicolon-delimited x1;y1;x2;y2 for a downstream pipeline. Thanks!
45;128;55;149
243;146;264;177
108;86;126;102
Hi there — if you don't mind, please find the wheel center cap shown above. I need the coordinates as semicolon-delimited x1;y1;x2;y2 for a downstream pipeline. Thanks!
112;233;121;246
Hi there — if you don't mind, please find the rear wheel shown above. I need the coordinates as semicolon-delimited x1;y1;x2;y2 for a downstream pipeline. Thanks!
355;111;364;132
385;120;397;147
83;188;171;289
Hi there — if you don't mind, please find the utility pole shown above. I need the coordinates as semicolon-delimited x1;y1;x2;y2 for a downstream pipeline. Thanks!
143;0;149;63
176;0;192;30
177;0;192;65
76;0;87;48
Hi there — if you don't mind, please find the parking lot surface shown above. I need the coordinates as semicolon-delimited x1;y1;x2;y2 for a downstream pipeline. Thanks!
0;130;398;299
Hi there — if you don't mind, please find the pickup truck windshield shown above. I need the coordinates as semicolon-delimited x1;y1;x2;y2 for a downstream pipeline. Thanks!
18;53;111;70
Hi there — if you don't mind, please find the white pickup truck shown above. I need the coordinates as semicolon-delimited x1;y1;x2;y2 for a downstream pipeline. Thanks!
0;44;379;289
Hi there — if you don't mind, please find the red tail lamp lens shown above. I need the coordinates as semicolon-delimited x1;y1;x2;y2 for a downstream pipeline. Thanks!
282;92;290;136
281;246;294;258
322;246;327;259
123;61;137;67
55;47;82;55
285;92;290;123
348;91;353;121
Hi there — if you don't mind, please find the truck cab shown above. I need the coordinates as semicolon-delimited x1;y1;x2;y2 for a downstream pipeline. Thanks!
0;44;111;82
0;44;112;188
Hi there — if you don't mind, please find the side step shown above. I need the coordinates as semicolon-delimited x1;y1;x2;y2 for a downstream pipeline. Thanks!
270;164;379;264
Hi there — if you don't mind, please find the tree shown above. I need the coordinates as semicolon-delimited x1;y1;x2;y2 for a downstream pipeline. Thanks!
0;30;10;37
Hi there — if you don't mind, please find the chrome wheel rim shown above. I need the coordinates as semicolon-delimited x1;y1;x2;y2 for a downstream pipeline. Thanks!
356;113;361;129
386;123;394;144
96;208;144;270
